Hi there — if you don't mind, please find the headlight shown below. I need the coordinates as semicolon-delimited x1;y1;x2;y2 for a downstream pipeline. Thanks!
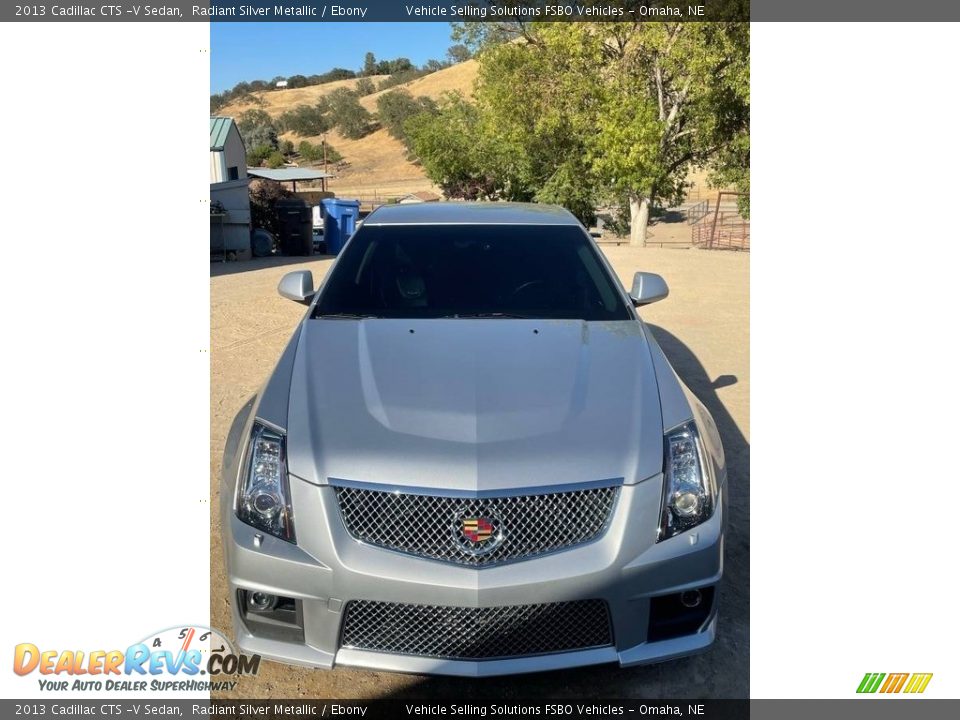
236;422;295;542
658;420;716;541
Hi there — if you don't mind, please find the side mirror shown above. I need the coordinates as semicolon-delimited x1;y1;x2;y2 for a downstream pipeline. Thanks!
629;272;669;306
278;270;315;305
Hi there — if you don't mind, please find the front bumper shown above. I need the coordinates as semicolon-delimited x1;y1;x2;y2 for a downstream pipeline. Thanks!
220;476;724;677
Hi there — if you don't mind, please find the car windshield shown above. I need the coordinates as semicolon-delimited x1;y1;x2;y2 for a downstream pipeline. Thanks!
313;223;632;321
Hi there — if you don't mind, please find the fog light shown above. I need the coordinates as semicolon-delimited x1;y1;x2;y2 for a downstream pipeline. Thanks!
247;591;277;612
680;590;702;608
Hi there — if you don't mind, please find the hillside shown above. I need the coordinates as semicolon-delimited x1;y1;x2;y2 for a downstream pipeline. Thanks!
218;61;480;199
217;58;724;206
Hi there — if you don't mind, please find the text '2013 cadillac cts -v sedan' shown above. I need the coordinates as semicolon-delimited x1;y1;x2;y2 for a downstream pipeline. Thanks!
220;202;726;677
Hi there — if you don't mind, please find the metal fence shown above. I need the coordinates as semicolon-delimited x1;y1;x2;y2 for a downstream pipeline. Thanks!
690;191;750;251
349;193;405;213
685;199;711;225
692;213;750;251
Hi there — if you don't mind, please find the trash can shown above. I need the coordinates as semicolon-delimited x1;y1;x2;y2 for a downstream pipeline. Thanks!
275;197;313;256
251;228;274;258
321;198;361;255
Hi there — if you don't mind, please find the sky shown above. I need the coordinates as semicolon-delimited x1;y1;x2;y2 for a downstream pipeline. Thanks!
210;23;457;93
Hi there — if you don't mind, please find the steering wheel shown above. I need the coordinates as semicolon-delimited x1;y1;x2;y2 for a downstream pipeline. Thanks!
511;279;546;298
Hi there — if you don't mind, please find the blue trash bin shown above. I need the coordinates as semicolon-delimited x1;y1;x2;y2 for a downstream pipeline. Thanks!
321;199;361;255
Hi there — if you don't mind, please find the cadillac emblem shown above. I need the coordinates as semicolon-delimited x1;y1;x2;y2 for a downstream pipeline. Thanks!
453;514;504;556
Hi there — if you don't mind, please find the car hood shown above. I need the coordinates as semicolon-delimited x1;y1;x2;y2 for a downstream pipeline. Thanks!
285;318;665;493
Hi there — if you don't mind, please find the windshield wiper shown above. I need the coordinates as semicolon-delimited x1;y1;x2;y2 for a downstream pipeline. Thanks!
315;312;381;319
441;312;535;319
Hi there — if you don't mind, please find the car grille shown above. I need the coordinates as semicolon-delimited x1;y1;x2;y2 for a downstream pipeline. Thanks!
332;483;619;566
340;600;613;660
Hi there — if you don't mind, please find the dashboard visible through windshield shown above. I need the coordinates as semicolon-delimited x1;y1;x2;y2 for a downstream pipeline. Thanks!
312;224;632;321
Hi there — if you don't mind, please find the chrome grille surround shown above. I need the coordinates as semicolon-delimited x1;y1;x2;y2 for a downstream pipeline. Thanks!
331;480;620;566
340;599;613;660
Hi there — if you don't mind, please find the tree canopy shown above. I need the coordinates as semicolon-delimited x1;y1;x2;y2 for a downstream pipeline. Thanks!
412;21;750;241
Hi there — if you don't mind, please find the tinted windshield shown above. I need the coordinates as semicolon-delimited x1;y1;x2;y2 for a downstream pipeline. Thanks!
313;224;632;321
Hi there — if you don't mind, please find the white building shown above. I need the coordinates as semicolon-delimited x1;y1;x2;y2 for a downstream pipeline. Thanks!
210;117;251;259
275;80;288;88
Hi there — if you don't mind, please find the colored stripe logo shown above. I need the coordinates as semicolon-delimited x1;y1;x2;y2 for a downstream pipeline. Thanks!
857;672;932;694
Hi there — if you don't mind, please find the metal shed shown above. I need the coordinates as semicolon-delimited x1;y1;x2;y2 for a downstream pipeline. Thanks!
246;167;335;193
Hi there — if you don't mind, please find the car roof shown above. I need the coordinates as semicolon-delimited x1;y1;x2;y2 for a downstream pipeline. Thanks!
362;201;582;227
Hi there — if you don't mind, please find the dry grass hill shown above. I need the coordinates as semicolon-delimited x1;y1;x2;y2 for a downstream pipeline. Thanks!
217;58;723;217
218;61;480;199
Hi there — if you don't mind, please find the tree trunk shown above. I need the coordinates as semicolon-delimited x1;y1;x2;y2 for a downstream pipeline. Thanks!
629;193;650;247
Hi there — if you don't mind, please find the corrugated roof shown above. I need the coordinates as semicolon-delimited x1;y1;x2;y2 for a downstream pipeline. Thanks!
210;117;235;151
247;168;335;182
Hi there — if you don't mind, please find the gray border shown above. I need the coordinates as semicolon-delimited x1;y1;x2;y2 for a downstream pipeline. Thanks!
2;700;959;717
8;1;960;23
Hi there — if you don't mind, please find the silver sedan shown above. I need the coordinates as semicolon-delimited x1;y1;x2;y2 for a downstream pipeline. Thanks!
220;202;726;677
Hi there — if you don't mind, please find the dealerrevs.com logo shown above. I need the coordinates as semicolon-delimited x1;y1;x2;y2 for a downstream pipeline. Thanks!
13;626;259;692
857;673;933;694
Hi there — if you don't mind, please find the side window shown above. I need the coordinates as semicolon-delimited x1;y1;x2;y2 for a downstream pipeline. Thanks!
227;166;239;181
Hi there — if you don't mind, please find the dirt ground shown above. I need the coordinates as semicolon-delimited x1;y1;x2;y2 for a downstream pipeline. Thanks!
210;245;749;699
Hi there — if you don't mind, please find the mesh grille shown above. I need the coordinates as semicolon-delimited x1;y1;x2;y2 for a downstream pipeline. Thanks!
333;484;618;566
341;600;612;660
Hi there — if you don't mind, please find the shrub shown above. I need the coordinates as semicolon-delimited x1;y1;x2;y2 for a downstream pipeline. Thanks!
377;69;429;92
326;88;376;139
237;109;278;151
447;44;471;64
355;77;376;96
316;68;356;83
376;90;438;146
285;74;310;89
278;104;331;136
298;140;343;164
266;151;285;169
298;141;322;162
249;180;294;235
246;143;274;167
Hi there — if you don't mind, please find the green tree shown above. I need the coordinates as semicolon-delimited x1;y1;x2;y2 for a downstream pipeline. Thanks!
376;57;414;74
433;22;749;243
407;94;502;200
355;77;376;96
298;140;321;162
446;44;472;64
237;109;279;152
314;68;356;83
376;90;437;146
249;180;294;234
298;140;343;164
277;104;331;136
246;143;274;167
326;88;376;139
362;52;376;76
